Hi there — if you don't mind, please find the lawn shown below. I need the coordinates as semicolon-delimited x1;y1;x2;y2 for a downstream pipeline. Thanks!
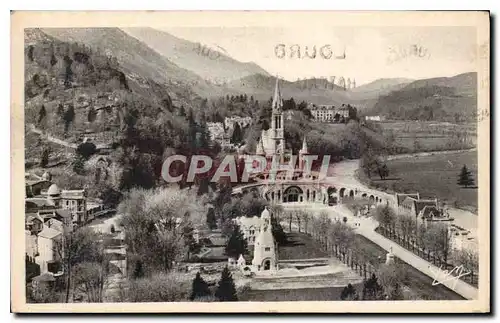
367;120;476;152
361;150;478;212
278;232;329;260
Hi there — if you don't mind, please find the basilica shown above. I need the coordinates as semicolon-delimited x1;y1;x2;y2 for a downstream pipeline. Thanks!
255;78;309;170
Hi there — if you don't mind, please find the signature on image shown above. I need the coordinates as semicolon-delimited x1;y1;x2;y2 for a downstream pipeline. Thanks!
429;264;471;289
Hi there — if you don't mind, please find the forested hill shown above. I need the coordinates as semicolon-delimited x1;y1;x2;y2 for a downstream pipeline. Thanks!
40;27;227;103
24;28;208;154
25;28;227;192
368;72;477;122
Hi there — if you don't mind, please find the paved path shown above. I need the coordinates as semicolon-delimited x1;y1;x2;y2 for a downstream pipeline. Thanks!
287;156;479;300
305;203;478;300
29;124;112;150
323;158;479;300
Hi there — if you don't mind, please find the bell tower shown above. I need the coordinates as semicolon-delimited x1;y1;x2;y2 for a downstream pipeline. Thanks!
252;207;277;272
271;77;285;159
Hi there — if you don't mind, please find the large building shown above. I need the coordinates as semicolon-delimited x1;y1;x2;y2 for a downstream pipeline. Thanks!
308;104;349;123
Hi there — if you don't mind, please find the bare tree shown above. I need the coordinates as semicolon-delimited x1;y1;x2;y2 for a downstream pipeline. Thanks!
56;227;102;303
377;263;408;300
396;214;417;248
118;187;207;273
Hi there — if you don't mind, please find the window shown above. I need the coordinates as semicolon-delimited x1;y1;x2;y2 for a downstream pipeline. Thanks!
265;247;271;252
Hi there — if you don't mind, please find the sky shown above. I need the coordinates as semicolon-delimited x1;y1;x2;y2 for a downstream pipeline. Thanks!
161;26;477;85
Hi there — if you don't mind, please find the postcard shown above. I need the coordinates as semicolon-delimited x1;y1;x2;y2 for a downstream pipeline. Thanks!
11;11;490;313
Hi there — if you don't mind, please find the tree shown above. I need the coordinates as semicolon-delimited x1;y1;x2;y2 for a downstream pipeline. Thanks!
340;283;359;300
87;107;97;123
422;223;451;263
396;214;417;247
215;266;238;301
127;272;189;302
360;149;379;179
374;205;396;235
56;103;65;119
206;208;217;230
231;122;243;144
378;163;389;180
271;214;287;246
190;272;212;301
118;187;206;273
39;146;50;168
56;227;102;302
37;104;47;126
72;259;110;303
362;273;384;300
76;142;97;160
63;104;75;134
225;225;248;259
457;164;475;188
99;186;122;209
72;154;86;175
132;258;145;279
377;263;408;300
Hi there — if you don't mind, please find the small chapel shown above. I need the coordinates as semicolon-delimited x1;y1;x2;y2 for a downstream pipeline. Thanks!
251;207;278;271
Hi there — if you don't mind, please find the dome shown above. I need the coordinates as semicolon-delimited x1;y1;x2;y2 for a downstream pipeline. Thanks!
47;184;61;196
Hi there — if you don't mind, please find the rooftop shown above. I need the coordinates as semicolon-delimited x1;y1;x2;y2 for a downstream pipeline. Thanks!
39;226;62;239
396;193;420;206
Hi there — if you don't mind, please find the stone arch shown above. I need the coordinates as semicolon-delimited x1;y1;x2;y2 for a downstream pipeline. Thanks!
262;258;272;270
362;193;367;198
283;186;303;203
339;187;346;198
327;186;337;195
369;195;375;203
349;190;354;197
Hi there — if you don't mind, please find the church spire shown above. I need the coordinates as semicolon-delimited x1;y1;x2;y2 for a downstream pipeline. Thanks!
271;76;283;112
300;137;308;154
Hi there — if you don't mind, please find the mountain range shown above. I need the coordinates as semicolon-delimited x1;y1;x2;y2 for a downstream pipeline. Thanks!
368;72;477;120
122;27;270;83
30;27;477;120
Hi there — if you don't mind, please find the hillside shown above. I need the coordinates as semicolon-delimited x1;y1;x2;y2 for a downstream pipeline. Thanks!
369;72;477;121
351;78;413;94
122;27;271;82
24;28;191;145
40;27;226;104
227;74;351;106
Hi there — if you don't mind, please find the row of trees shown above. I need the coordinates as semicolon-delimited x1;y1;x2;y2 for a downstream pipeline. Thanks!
372;205;478;285
288;210;412;300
